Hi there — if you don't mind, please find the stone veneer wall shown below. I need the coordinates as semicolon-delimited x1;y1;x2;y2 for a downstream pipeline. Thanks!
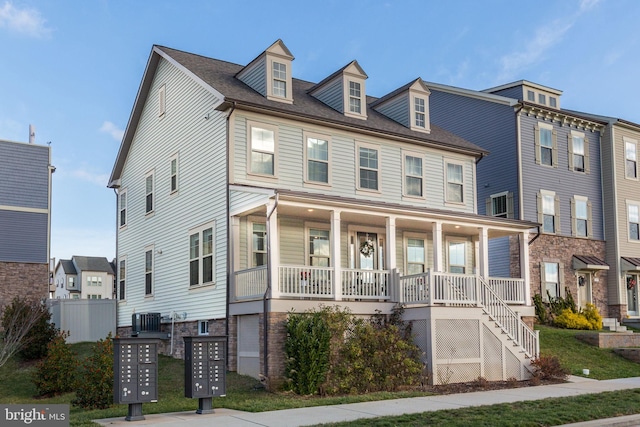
265;312;288;387
521;234;609;318
0;262;49;316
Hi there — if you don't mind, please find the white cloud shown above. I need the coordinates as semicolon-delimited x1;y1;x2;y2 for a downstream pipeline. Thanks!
0;1;51;38
580;0;600;12
99;121;124;142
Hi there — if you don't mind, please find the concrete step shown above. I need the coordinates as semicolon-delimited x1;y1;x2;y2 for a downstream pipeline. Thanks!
603;318;628;332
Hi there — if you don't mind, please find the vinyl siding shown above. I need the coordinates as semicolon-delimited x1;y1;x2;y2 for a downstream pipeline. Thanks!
0;140;50;209
117;57;228;327
232;112;476;214
229;190;270;215
614;126;640;256
237;56;266;97
488;237;511;277
0;210;48;262
375;93;409;128
600;125;620;303
310;77;343;113
486;86;523;99
279;217;305;265
519;114;604;240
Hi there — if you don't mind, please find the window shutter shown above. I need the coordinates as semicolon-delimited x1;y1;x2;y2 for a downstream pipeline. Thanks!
570;197;576;237
567;134;574;171
534;125;541;164
537;192;543;225
554;194;561;234
558;262;565;297
584;136;590;174
551;129;558;168
587;200;593;238
540;262;548;302
485;197;492;216
507;192;514;219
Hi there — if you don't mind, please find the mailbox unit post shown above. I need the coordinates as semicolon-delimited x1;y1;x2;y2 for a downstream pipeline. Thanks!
113;338;160;421
184;336;226;414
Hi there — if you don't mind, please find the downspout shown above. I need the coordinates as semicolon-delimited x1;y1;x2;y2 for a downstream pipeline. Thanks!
112;188;119;314
528;226;541;246
514;104;524;220
263;192;279;381
225;102;236;353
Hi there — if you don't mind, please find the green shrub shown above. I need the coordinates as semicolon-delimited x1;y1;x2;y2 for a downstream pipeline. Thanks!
72;333;114;409
1;297;56;360
32;331;76;396
581;303;603;330
285;310;331;395
530;355;569;380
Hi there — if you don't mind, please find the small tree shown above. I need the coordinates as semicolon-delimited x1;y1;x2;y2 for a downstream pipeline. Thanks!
0;297;50;367
32;331;77;396
72;333;114;410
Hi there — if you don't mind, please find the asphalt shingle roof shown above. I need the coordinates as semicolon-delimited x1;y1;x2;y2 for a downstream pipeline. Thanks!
72;256;114;274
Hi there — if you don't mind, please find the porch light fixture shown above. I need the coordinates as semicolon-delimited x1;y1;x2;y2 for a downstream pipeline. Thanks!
454;225;461;229
307;209;314;212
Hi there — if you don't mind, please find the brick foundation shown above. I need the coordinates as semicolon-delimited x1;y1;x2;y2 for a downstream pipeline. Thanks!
0;261;49;319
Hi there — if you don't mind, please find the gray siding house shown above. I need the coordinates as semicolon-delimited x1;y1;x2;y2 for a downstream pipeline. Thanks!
427;80;612;318
0;137;54;309
109;40;541;385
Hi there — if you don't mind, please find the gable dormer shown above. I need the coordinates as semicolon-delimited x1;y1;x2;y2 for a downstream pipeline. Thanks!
308;60;368;120
371;78;431;133
236;39;294;104
483;80;562;110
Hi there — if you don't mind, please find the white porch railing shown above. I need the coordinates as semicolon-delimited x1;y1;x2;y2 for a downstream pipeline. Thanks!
341;269;390;300
278;265;334;298
432;272;477;305
488;277;526;304
233;265;268;300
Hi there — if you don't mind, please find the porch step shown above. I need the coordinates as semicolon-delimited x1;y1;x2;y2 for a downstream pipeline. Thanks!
603;318;628;332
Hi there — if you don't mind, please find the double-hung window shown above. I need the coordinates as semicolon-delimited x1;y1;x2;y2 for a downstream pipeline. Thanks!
145;172;154;214
542;262;560;300
571;133;585;172
272;62;287;98
626;140;638;179
538;93;546;105
406;238;426;275
629;203;640;241
448;241;466;274
349;81;362;114
490;192;508;218
251;223;267;267
414;98;426;128
309;228;330;267
119;190;127;227
249;123;276;176
118;258;126;300
573;196;590;238
539;190;559;234
358;144;379;191
145;248;153;296
404;153;423;197
446;162;464;203
170;154;178;193
306;135;329;184
535;123;556;167
527;90;535;102
189;222;215;286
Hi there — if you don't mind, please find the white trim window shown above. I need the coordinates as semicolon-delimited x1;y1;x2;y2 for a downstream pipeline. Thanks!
189;222;215;286
629;203;640;241
198;320;209;336
251;222;267;267
248;122;277;177
447;240;466;274
538;190;560;234
527;90;535;102
272;61;287;98
406;237;426;275
538;93;546;105
542;262;562;300
549;97;557;108
87;276;102;287
403;152;424;198
145;247;153;296
445;162;464;203
414;97;426;128
487;191;513;218
357;143;379;191
349;81;362;114
305;134;330;184
119;189;127;227
118;258;126;301
158;84;166;117
572;196;592;238
145;171;154;214
568;131;589;173
535;123;557;167
170;154;178;194
626;140;638;179
309;228;330;267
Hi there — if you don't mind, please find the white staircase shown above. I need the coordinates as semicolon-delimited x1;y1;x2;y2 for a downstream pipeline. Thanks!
603;318;628;332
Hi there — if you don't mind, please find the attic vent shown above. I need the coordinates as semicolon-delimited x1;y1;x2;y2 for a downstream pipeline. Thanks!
131;313;161;336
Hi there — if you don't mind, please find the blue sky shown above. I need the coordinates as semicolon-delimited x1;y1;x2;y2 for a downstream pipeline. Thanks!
1;0;638;263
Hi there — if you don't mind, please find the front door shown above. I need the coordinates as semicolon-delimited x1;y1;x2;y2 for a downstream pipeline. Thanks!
627;274;638;316
357;232;380;270
577;273;592;310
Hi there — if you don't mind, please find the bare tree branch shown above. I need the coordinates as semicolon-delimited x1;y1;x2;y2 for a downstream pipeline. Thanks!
0;298;47;368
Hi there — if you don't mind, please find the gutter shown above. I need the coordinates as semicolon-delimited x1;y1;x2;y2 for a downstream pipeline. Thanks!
263;191;279;381
528;226;541;246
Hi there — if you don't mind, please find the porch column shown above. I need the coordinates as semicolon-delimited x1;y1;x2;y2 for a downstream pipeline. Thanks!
386;215;397;270
267;200;280;299
478;226;489;278
230;216;240;301
520;230;531;306
432;221;443;272
332;209;342;301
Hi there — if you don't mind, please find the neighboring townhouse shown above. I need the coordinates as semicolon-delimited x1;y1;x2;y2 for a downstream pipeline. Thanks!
427;80;611;317
0;137;54;311
53;256;115;300
109;40;541;385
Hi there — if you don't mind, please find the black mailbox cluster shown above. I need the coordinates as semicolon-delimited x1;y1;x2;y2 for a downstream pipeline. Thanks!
113;338;159;421
184;336;226;414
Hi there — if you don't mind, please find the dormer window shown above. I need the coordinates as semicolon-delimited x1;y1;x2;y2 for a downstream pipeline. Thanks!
538;93;546;105
415;98;426;128
549;97;557;108
272;61;287;97
527;90;535;102
349;81;362;114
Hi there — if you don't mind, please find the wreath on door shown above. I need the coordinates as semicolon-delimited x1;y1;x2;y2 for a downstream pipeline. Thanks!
359;238;375;258
628;276;637;290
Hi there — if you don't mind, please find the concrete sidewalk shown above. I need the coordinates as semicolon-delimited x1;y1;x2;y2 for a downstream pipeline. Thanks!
94;376;640;427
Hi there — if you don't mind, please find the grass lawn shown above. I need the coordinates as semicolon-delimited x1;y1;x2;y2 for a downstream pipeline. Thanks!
1;326;639;426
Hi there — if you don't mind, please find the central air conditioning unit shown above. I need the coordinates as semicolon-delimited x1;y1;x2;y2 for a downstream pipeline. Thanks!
131;313;162;337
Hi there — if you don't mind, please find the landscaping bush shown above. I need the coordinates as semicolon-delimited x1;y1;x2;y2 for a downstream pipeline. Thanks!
582;303;603;330
72;333;114;410
32;331;76;396
530;355;569;381
1;297;56;360
554;308;593;330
